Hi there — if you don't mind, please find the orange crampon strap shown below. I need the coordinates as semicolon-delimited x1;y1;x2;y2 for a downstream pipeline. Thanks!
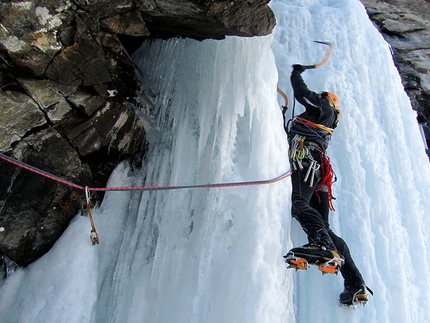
353;293;368;305
288;257;308;271
353;286;373;305
318;258;343;275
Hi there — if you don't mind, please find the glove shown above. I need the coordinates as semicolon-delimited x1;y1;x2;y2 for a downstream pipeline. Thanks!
292;64;305;73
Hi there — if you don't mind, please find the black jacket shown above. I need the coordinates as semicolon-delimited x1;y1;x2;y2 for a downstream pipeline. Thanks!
290;70;338;150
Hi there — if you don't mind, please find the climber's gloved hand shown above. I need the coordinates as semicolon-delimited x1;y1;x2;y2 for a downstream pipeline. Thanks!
292;64;306;74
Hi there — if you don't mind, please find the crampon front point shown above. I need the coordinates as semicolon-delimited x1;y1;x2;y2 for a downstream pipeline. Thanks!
340;297;369;308
285;255;308;271
340;286;373;308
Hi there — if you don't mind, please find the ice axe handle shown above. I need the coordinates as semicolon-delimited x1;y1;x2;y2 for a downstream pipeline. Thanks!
302;64;318;70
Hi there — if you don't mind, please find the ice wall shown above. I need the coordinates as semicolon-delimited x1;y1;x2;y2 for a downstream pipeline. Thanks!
1;1;430;323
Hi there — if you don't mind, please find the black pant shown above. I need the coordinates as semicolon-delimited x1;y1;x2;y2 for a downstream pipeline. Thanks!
290;151;365;287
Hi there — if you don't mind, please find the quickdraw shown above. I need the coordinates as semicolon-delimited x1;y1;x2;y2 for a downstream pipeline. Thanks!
289;135;321;187
85;186;100;245
303;159;320;187
289;134;308;171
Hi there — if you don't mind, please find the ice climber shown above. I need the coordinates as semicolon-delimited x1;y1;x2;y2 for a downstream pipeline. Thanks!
283;64;372;306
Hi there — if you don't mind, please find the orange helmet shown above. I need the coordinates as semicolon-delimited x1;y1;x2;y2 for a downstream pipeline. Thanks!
321;92;339;109
327;92;339;109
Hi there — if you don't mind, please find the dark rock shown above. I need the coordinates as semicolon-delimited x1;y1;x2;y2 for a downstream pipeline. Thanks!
18;78;73;123
0;128;93;266
139;0;275;40
360;0;430;139
68;89;106;116
0;90;47;151
100;11;150;37
45;35;109;86
209;0;276;37
65;101;144;157
83;58;113;86
0;1;70;75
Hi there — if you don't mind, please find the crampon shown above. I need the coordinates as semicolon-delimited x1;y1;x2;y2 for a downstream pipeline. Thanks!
340;286;373;307
284;253;343;275
285;255;308;271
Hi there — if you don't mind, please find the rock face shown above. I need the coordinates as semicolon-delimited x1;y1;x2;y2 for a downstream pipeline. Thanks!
360;0;430;147
0;0;276;267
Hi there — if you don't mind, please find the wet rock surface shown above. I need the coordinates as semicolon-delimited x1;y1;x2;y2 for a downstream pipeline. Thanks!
360;0;430;147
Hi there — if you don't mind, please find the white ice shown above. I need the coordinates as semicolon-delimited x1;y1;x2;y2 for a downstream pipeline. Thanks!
1;0;430;322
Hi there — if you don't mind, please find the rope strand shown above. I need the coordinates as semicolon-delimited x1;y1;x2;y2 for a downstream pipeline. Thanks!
1;152;291;245
0;153;291;193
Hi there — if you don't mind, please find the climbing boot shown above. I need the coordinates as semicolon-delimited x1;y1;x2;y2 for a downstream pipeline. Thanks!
284;244;344;274
339;284;373;306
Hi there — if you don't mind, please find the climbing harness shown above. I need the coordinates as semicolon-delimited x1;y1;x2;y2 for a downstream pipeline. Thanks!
85;187;100;245
289;132;336;207
296;117;334;135
291;117;333;143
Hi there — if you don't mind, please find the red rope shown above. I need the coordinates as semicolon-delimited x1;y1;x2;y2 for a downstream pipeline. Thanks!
319;152;336;211
0;153;85;190
0;153;291;193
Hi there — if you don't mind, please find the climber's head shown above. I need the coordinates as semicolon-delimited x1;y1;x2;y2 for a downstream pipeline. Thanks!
320;91;339;110
320;91;341;127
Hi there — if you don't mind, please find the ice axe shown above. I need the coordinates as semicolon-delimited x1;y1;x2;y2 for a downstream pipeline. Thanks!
277;87;289;109
277;41;333;110
302;41;333;70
